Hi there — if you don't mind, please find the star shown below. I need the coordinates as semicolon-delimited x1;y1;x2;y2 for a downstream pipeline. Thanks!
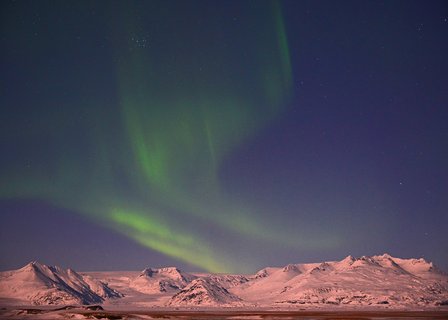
130;36;149;48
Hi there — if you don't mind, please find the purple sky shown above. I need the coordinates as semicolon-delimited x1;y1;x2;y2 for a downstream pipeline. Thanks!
1;0;447;272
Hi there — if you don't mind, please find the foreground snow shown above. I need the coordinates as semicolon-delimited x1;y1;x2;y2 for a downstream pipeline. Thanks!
1;254;447;309
1;308;448;320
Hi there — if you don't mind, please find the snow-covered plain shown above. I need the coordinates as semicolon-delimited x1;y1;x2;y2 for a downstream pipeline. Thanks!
1;254;448;319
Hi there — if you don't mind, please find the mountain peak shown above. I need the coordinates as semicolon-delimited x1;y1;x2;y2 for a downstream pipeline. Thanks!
139;268;154;277
339;255;355;266
23;260;44;270
380;253;393;259
158;267;183;277
138;266;183;278
282;264;300;273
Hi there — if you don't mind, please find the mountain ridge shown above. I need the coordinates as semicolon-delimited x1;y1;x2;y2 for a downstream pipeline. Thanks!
1;254;447;308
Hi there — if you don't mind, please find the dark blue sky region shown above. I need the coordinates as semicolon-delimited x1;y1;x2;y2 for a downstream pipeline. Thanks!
1;0;447;272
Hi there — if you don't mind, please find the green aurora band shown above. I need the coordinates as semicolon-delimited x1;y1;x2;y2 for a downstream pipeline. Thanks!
0;1;339;272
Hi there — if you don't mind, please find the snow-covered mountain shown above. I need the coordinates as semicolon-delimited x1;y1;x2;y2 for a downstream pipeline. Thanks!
1;254;447;308
167;278;242;306
129;267;195;294
0;261;122;305
232;254;448;307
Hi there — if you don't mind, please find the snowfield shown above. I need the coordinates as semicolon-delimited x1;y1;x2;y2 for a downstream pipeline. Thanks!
1;254;447;311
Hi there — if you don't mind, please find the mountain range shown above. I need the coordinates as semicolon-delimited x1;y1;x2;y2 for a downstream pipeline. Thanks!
1;254;447;308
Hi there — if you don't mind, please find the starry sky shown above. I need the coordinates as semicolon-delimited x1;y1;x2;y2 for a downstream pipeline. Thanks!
1;0;447;273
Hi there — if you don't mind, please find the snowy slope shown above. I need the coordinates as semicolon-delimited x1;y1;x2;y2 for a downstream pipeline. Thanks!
0;262;122;305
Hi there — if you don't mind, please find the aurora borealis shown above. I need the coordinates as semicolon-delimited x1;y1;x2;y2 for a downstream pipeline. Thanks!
1;1;448;272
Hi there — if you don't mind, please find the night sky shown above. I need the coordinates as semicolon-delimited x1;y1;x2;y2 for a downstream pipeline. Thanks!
1;0;447;273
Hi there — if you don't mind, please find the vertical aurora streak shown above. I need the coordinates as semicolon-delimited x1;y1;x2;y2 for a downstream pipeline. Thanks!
100;1;300;271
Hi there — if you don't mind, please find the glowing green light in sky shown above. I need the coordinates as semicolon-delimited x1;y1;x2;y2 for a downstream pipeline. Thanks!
110;209;228;272
0;1;340;273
